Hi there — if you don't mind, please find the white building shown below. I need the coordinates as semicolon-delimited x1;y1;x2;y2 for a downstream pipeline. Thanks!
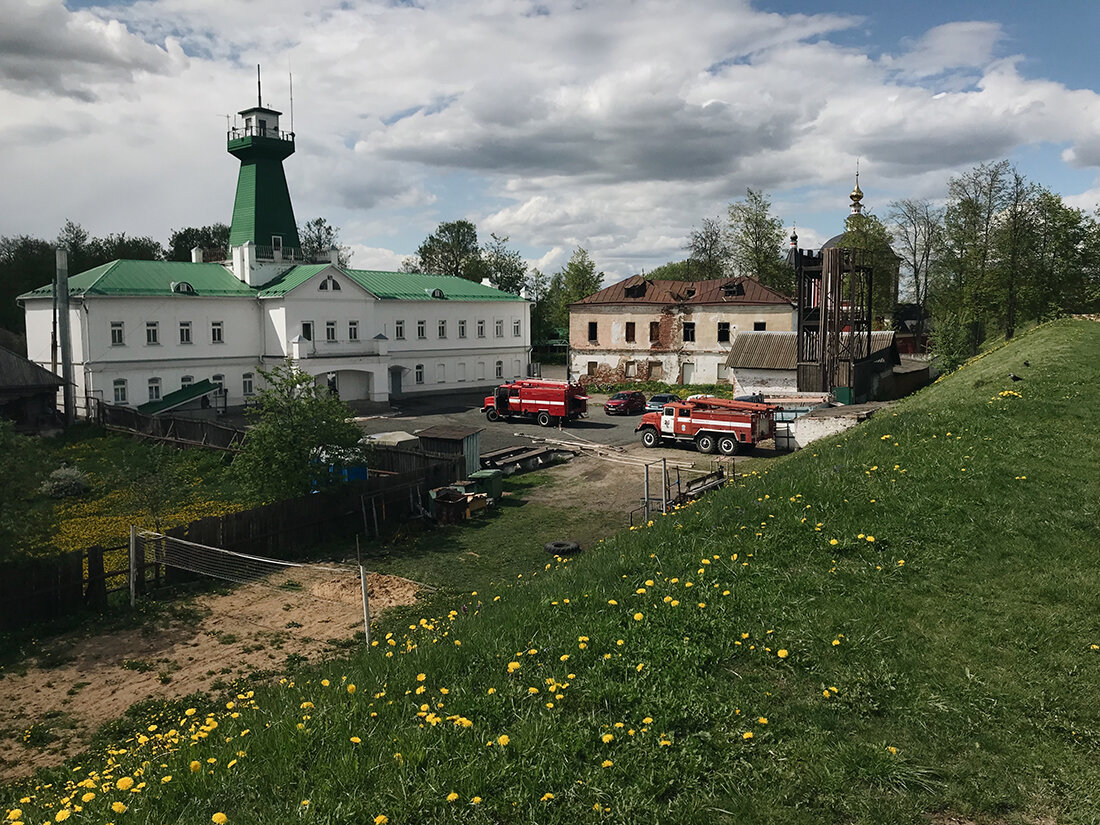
20;89;530;414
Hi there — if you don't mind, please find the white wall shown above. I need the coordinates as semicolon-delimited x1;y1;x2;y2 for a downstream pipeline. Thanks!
732;368;799;397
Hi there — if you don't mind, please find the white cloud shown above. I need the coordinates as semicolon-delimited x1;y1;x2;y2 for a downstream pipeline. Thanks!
2;0;1100;283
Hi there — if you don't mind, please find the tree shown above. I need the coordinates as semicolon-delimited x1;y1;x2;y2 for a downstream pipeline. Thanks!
232;361;366;501
525;268;553;344
416;220;485;281
840;211;898;322
483;233;527;294
167;223;230;262
559;247;605;306
995;169;1037;339
85;232;164;265
684;217;732;279
299;217;351;267
727;189;791;293
888;198;943;339
0;235;55;334
644;260;696;281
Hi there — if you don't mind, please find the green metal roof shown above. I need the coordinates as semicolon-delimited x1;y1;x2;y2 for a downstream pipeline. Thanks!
137;378;221;415
256;265;335;297
19;260;256;300
343;270;525;302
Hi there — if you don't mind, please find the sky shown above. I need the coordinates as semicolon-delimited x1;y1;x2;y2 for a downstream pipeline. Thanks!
3;0;1100;286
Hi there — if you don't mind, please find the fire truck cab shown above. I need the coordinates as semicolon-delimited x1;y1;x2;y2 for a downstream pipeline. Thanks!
635;397;778;455
482;379;589;427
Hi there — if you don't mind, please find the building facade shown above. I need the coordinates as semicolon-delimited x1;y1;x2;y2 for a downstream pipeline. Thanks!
568;275;795;385
20;88;530;414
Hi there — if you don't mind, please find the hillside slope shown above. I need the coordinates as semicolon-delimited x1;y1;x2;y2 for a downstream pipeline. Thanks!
6;319;1099;825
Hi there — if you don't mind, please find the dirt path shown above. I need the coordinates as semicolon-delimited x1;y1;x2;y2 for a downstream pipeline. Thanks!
0;571;417;784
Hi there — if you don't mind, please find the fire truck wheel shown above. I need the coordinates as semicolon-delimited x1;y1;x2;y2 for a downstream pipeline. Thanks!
695;433;717;454
718;435;739;456
545;540;581;556
486;408;500;422
641;428;660;448
537;411;552;427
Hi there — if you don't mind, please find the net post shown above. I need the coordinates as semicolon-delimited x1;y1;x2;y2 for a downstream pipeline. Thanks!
359;564;371;645
129;525;137;608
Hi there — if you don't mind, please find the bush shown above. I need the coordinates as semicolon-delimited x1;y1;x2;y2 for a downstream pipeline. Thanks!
40;465;90;498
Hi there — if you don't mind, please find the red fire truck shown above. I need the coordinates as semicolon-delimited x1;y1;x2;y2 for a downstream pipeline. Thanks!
635;396;778;455
482;379;589;426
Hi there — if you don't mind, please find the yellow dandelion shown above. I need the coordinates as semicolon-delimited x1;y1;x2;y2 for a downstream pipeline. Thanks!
350;736;361;744
497;734;510;746
416;673;426;682
54;811;71;823
446;792;459;803
189;761;201;773
602;733;614;743
601;759;614;768
471;797;482;804
777;649;789;659
742;731;753;740
373;817;388;825
112;802;128;814
541;793;555;802
633;612;643;621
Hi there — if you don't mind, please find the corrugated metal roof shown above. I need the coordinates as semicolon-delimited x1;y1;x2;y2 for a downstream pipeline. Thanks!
137;378;221;415
256;265;333;297
344;271;525;302
19;260;256;299
727;331;897;370
571;276;793;307
0;346;64;390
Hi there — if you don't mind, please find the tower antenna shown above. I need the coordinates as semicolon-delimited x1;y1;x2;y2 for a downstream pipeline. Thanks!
289;67;294;135
256;64;262;107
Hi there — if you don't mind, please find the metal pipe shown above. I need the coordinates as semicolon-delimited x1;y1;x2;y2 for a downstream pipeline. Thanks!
56;248;75;424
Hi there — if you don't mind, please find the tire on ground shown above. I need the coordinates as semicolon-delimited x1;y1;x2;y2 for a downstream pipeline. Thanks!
718;435;739;455
696;433;717;454
486;407;500;422
544;540;581;556
537;411;552;427
641;428;660;448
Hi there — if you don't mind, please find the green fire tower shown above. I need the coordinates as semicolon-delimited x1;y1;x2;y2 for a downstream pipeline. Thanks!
227;70;300;255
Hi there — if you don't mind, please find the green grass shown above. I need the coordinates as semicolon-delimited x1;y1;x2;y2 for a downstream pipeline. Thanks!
5;319;1100;824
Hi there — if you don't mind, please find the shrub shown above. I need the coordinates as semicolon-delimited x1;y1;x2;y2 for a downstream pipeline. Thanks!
40;465;90;498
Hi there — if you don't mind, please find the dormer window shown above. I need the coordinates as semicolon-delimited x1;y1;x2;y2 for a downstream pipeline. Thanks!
319;275;341;291
684;287;696;298
430;288;446;299
171;281;194;294
721;281;745;297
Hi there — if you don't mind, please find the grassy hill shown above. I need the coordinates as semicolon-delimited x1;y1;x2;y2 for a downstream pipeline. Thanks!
6;319;1099;825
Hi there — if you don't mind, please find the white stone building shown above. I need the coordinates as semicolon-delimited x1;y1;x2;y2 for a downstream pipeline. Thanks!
20;90;529;414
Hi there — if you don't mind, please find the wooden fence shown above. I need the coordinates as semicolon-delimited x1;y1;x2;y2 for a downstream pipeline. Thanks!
95;402;246;451
1;455;466;631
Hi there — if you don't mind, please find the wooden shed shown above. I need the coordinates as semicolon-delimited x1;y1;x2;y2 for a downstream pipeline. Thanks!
0;345;63;432
416;425;483;479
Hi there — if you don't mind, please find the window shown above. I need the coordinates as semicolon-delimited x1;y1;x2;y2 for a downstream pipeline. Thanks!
348;320;359;341
754;321;767;331
513;319;521;337
477;362;486;381
417;320;426;339
301;321;313;341
477;320;486;338
242;372;255;396
112;379;127;404
717;322;731;343
458;320;467;339
625;322;635;343
513;359;521;377
495;360;504;379
395;320;405;340
588;322;598;342
457;362;466;382
625;361;637;377
495;319;504;338
271;235;282;253
146;321;159;345
212;374;224;389
682;322;696;343
110;322;124;346
181;375;193;388
211;321;223;343
147;377;161;401
649;321;660;342
326;321;337;342
179;321;192;344
415;364;424;384
437;363;446;382
587;361;598;376
319;275;341;291
438;320;447;338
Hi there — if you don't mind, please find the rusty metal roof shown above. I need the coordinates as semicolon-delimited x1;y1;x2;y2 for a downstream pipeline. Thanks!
416;425;484;441
727;331;897;370
570;276;793;307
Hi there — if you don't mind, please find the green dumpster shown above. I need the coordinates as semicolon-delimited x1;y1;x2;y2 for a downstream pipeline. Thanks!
469;469;504;500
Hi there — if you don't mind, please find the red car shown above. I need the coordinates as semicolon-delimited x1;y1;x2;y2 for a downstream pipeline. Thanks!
604;391;646;415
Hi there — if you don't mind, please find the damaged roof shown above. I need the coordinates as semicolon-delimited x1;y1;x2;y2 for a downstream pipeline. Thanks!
570;276;794;308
